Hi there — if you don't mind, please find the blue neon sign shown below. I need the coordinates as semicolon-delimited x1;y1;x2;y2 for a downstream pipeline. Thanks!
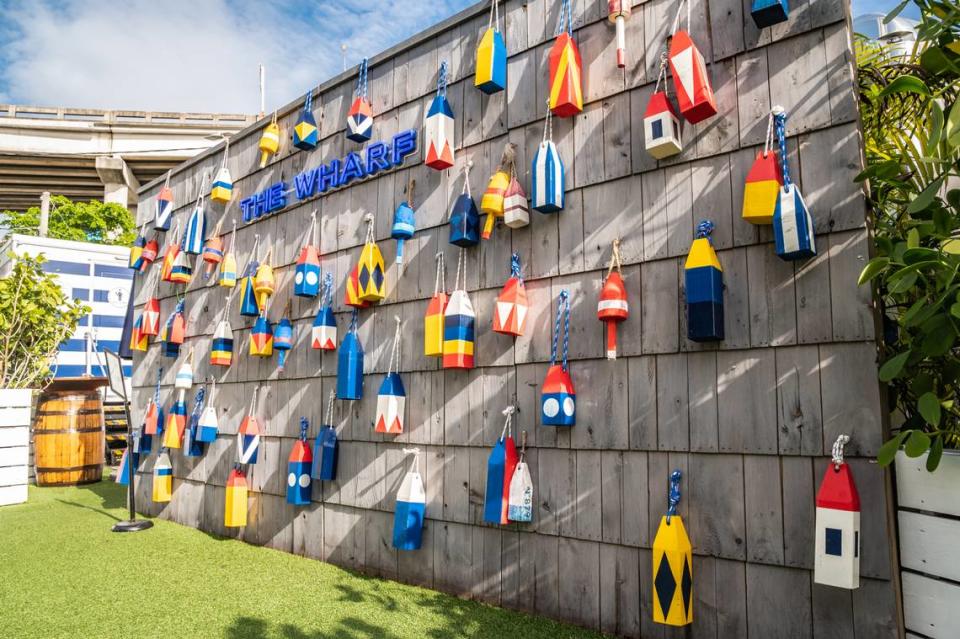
241;128;418;224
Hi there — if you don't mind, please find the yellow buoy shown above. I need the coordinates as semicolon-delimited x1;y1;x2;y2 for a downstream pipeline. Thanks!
652;470;693;627
259;112;280;168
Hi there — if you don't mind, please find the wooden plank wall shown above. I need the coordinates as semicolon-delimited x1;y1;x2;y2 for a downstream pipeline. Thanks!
130;0;901;636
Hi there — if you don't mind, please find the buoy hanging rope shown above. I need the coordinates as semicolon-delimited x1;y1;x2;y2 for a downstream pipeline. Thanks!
666;469;682;524
555;0;572;36
433;251;446;297
550;289;570;371
386;315;403;377
774;107;790;189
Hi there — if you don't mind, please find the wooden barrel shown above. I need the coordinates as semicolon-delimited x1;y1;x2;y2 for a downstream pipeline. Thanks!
33;390;104;486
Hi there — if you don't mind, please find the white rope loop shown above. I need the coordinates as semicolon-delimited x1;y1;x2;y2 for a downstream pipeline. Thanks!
433;252;446;296
387;316;403;376
542;100;554;144
462;160;474;198
363;212;375;244
500;405;515;440
403;447;421;474
454;248;466;292
248;385;260;418
832;434;850;469
324;389;336;427
607;237;623;276
488;0;501;32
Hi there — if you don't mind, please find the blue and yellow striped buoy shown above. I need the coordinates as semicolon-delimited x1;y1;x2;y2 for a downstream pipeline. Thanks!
684;221;724;342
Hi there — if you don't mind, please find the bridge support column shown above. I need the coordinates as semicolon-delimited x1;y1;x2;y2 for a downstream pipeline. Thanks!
95;156;140;210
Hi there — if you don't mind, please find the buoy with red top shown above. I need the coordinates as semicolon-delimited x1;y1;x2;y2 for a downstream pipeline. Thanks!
140;235;159;272
493;253;528;337
742;111;782;225
608;1;632;68
154;171;174;231
160;299;186;358
141;292;161;337
667;0;717;124
287;418;313;505
541;289;575;426
644;53;683;159
598;239;629;359
202;220;225;279
295;211;321;298
549;0;583;117
815;435;861;590
159;219;181;283
376;316;406;435
346;59;373;143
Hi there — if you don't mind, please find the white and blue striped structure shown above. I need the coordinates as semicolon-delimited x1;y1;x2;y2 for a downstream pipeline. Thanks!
1;235;133;396
772;110;816;260
531;110;564;213
183;203;206;255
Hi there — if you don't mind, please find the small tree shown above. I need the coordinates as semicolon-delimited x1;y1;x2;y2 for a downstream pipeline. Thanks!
0;195;136;246
0;253;89;389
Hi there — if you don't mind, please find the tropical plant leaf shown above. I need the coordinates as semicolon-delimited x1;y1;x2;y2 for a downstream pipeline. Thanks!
905;429;932;457
878;431;910;466
878;350;911;382
947;98;960;147
907;176;945;213
889;270;918;293
918;392;942;426
879;75;932;99
858;257;890;285
883;0;908;23
926;435;944;471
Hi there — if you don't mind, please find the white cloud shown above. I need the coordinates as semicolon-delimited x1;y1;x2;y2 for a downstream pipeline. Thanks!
0;0;472;114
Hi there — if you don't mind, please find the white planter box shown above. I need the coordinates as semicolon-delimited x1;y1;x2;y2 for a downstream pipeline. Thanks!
0;388;33;506
897;450;960;639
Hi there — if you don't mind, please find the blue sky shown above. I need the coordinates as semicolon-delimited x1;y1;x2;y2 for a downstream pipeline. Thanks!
0;0;919;114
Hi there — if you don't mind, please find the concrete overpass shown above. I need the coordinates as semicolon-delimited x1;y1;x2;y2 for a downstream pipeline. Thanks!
0;104;256;212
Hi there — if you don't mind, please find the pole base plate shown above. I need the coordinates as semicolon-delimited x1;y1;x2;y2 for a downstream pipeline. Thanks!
111;519;154;533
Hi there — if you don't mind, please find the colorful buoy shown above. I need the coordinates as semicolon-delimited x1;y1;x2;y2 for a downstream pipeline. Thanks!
258;112;280;169
274;314;294;372
685;220;724;342
531;108;565;213
169;242;193;285
483;406;519;525
357;214;386;302
163;390;187;449
219;221;238;288
159;221;181;283
450;162;480;246
346;59;373;143
224;465;248;528
312;392;339;481
425;61;455;171
815;435;861;590
337;310;364;400
344;261;371;309
542;290;575;426
425;252;448;357
312;273;337;350
183;387;206;457
211;315;234;367
160;299;186;358
751;0;789;28
142;369;164;450
253;255;275;310
196;379;220;443
129;314;148;352
442;250;475;369
250;312;274;357
295;212;321;298
608;0;632;68
130;228;146;270
598;239;629;359
475;0;507;94
154;172;174;231
210;166;233;204
644;90;682;159
202;234;225;279
239;257;261;317
508;432;533;522
237;388;261;464
743;113;782;225
549;0;583;117
152;449;173;503
652;470;693;626
772;109;816;260
481;145;513;239
140;237;159;272
668;13;717;124
141;296;160;336
287;418;313;506
392;448;426;551
493;253;528;337
503;174;529;229
376;317;405;434
392;178;416;269
115;447;135;486
183;173;208;255
294;90;319;151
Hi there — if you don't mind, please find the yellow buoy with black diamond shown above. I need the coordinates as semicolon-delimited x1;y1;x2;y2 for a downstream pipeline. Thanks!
652;470;692;627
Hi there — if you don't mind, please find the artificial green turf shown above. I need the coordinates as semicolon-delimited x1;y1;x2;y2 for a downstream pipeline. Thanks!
0;480;606;639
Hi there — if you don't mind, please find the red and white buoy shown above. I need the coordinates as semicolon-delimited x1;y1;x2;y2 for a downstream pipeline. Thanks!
608;1;632;68
597;239;628;359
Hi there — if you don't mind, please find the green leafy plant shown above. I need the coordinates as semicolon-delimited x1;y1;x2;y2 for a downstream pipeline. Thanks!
856;1;960;470
0;252;89;389
0;195;136;246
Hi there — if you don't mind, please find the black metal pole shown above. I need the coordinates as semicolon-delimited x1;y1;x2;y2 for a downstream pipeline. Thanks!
125;400;135;521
